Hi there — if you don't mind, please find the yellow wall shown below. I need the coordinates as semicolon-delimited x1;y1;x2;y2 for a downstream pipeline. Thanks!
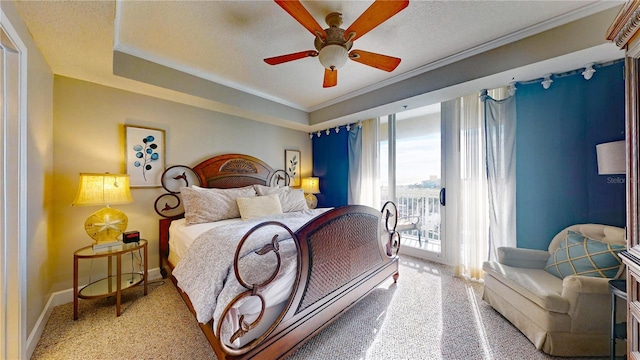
26;56;54;342
51;76;312;292
3;0;55;344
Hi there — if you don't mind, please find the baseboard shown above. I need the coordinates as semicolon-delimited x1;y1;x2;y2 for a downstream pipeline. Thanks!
26;267;163;358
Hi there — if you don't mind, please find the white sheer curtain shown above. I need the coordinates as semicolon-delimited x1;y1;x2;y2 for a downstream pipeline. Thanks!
348;119;380;208
446;88;516;281
359;119;380;208
483;88;517;260
451;94;489;280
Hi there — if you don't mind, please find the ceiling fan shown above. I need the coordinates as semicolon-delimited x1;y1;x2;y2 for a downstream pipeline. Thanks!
264;0;409;88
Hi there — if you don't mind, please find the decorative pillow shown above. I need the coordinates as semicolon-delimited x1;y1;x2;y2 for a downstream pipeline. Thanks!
545;231;625;279
278;189;308;212
253;185;307;212
253;184;290;196
236;194;283;220
181;185;256;225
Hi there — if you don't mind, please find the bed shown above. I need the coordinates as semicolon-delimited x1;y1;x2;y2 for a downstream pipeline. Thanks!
154;153;400;359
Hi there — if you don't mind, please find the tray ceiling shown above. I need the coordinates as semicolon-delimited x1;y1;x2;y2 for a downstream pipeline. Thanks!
13;0;625;129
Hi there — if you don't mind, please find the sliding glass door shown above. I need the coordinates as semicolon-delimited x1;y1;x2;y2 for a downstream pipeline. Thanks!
379;104;445;260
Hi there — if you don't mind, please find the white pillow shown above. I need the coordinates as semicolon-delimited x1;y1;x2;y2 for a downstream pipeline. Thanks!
253;185;307;212
236;194;283;220
279;189;308;212
181;185;256;225
253;184;290;196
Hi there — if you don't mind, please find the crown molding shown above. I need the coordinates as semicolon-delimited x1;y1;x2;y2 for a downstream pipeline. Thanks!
308;1;623;112
114;1;621;116
112;43;309;113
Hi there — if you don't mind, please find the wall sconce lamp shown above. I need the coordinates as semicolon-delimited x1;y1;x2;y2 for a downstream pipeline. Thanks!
582;63;596;80
72;173;133;249
596;140;625;175
541;74;553;89
301;177;320;209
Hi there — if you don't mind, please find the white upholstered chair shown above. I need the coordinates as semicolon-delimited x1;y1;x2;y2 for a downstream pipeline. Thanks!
482;224;626;357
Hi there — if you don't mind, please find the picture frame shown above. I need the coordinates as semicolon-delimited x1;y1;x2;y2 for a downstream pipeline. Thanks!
285;149;301;187
125;125;165;187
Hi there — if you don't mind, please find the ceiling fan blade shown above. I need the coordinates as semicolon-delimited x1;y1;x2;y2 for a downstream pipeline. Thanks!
275;0;327;38
323;68;337;88
264;50;318;65
345;0;409;41
349;50;401;72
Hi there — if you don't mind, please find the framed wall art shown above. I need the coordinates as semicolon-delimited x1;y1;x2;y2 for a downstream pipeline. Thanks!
125;125;165;187
285;149;301;187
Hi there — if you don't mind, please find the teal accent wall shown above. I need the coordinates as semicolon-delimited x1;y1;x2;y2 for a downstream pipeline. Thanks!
312;130;349;207
516;60;625;250
311;61;625;249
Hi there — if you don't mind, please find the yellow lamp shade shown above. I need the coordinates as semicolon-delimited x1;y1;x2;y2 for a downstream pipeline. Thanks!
73;173;133;246
301;177;320;194
72;173;133;206
301;177;320;209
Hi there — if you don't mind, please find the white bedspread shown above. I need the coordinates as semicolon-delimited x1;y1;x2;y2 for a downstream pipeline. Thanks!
172;209;327;325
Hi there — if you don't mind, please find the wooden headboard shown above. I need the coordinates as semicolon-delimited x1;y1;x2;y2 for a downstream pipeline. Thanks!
154;153;281;219
192;153;274;189
155;153;286;274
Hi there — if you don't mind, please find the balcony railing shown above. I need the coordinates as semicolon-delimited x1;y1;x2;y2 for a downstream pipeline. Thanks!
381;186;441;252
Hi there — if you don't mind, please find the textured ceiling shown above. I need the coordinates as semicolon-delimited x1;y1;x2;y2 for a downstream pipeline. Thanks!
13;0;625;128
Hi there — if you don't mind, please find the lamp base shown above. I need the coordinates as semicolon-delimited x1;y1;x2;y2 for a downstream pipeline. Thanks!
84;206;128;244
304;193;318;209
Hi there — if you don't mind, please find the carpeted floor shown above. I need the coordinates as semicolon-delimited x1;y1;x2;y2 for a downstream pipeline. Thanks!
31;256;611;359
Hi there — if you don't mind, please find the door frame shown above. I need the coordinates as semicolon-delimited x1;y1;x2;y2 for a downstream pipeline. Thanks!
1;8;28;360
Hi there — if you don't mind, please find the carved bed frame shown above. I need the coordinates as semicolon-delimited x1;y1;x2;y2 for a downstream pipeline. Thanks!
155;153;400;359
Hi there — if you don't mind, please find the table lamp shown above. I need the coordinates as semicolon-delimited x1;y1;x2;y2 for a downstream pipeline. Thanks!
301;177;320;209
596;140;625;175
72;173;133;249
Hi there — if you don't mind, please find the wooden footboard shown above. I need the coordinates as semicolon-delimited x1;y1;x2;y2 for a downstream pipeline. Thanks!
235;205;399;359
160;204;400;360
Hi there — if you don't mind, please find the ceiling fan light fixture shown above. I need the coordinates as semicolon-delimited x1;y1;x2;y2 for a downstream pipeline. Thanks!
318;44;348;70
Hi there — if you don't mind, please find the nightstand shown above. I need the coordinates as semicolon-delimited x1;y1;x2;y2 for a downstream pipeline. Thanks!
73;239;148;320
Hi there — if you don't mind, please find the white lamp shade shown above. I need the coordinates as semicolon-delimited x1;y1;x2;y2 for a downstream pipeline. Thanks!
301;177;320;194
596;140;625;175
318;45;348;70
73;173;133;206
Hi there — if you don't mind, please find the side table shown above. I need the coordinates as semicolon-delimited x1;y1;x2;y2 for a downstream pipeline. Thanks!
73;240;148;320
609;279;627;360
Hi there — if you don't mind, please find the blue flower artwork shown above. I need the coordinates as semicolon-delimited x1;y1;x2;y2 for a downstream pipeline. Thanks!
132;135;160;181
126;125;165;187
